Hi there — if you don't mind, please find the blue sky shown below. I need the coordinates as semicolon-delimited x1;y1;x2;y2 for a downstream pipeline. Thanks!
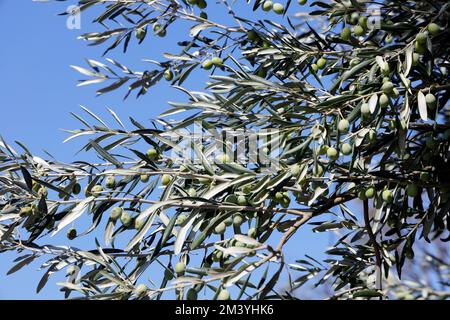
0;0;337;299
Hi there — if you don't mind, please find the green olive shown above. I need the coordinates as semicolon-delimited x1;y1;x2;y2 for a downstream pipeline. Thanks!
134;218;145;230
262;1;273;11
358;190;367;201
272;3;284;15
415;41;426;54
337;119;350;134
187;188;197;197
353;25;365;36
135;28;146;40
211;56;223;66
247;30;258;42
202;59;213;70
91;185;103;197
161;174;172;186
415;32;427;45
120;212;133;228
176;214;187;226
233;213;245;226
218;289;231;300
110;207;123;221
340;27;351;41
214;222;227;234
212;250;223;262
237;195;247;206
428;23;440;36
313;164;324;176
291;164;302;177
420;172;430;182
163;69;174;81
382;190;393;203
360;102;370;115
365;187;376;199
358;16;368;29
174;261;186;275
406;184;419;197
146;148;159;160
341;143;352;156
247;227;257;238
275;192;284;201
316;57;327;70
379;93;390;108
425;93;437;110
327;147;339;161
381;81;394;94
105;176;116;189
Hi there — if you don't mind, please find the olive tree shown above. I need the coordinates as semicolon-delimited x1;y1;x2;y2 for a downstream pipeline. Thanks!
1;0;449;300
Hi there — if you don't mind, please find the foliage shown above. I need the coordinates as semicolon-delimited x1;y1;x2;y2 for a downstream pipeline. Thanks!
1;0;450;300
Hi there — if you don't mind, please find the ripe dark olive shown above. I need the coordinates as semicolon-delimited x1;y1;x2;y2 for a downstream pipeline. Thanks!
197;0;207;9
186;288;198;300
67;228;77;240
72;183;81;195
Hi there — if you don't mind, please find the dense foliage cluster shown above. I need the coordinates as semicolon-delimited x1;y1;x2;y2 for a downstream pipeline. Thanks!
1;0;449;299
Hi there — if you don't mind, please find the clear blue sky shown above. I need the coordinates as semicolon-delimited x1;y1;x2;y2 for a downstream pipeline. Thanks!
0;0;335;299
